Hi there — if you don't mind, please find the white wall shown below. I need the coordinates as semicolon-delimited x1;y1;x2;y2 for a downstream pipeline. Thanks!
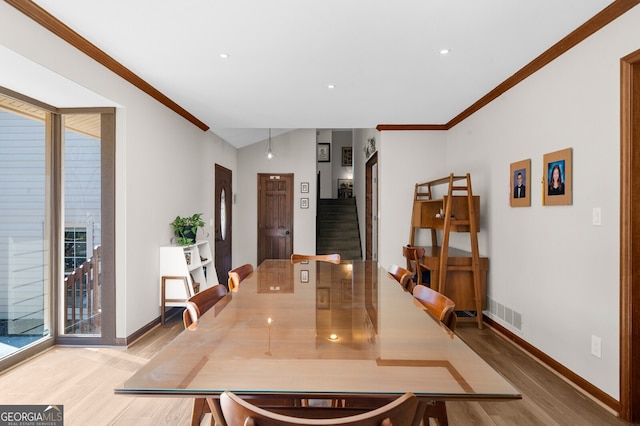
331;130;353;198
235;129;317;267
376;6;640;400
0;3;237;338
377;131;448;268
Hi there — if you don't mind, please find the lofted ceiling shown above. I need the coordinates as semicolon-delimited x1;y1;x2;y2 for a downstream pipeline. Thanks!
9;1;621;147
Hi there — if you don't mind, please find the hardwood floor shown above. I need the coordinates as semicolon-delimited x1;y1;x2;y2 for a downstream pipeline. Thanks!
0;314;632;425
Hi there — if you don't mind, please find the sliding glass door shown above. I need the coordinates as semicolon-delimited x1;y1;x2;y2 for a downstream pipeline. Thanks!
61;113;102;336
0;98;52;361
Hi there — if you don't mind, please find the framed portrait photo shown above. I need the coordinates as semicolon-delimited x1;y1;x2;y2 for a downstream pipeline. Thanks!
510;159;531;207
317;143;330;162
543;148;572;206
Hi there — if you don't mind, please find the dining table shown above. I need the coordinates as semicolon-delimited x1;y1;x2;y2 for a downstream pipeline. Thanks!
115;259;520;425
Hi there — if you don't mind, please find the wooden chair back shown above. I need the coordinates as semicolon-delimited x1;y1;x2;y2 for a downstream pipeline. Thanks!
412;284;457;331
228;263;254;292
387;264;414;292
220;391;419;426
182;284;228;330
402;245;427;285
290;253;341;264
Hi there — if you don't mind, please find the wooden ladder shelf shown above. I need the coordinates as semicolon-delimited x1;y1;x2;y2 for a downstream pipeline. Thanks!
410;173;484;328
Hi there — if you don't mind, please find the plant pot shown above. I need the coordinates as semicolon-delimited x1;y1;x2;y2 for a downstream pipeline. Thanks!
178;227;197;245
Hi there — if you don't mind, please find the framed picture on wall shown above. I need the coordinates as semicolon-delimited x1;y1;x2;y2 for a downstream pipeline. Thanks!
510;159;531;207
543;148;572;206
317;143;330;162
317;288;330;309
342;147;353;166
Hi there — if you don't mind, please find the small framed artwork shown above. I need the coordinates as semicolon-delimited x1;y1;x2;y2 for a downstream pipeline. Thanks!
300;197;309;209
510;159;531;207
342;146;353;166
543;148;572;206
317;143;330;162
300;269;309;283
317;288;330;309
301;182;309;193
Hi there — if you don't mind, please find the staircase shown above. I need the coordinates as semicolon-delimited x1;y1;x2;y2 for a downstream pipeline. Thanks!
316;198;362;260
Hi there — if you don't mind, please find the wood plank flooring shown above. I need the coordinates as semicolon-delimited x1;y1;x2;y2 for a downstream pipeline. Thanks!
0;315;632;425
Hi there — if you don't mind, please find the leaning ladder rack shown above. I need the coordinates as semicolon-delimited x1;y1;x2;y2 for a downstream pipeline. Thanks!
410;173;483;328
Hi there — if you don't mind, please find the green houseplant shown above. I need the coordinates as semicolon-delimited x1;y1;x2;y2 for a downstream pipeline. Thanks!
171;213;205;246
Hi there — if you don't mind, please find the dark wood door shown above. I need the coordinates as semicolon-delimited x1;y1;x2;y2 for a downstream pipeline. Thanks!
215;164;232;286
257;173;293;265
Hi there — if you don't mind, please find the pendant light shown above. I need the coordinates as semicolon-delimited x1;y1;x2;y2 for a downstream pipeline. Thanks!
266;128;275;160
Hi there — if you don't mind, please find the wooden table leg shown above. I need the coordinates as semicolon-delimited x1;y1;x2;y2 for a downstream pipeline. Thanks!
191;397;213;426
207;398;226;426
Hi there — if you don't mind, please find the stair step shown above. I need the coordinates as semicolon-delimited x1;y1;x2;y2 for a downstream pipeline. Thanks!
318;222;358;231
318;230;359;238
319;198;356;205
317;242;361;250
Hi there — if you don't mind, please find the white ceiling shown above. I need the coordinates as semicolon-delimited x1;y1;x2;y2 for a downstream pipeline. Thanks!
22;0;615;148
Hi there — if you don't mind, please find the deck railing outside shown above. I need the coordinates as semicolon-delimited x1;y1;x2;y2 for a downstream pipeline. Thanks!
64;246;101;333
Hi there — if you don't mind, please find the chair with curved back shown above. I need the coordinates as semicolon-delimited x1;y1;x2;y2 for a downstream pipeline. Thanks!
291;253;341;264
387;264;415;292
228;263;254;292
402;245;430;286
412;284;457;331
183;284;228;330
182;284;229;426
411;283;457;426
219;391;419;426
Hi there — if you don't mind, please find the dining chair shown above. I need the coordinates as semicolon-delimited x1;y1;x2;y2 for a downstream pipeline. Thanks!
402;245;430;286
228;263;254;292
219;391;419;426
181;284;228;426
183;284;228;330
387;264;414;292
290;253;341;264
412;284;457;426
412;284;457;332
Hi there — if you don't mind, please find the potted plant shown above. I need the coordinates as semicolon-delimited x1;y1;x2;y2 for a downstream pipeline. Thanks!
171;213;205;246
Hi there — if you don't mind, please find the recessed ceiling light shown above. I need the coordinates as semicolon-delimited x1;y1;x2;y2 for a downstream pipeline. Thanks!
219;53;230;59
440;49;450;55
327;84;336;89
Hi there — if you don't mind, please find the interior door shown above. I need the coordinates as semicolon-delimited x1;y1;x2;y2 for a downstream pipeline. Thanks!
214;164;232;286
257;173;293;264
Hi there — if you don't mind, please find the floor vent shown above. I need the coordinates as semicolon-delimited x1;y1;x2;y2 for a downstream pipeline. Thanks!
487;297;522;331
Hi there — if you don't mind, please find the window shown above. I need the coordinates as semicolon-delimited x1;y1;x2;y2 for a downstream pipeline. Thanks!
64;227;88;274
